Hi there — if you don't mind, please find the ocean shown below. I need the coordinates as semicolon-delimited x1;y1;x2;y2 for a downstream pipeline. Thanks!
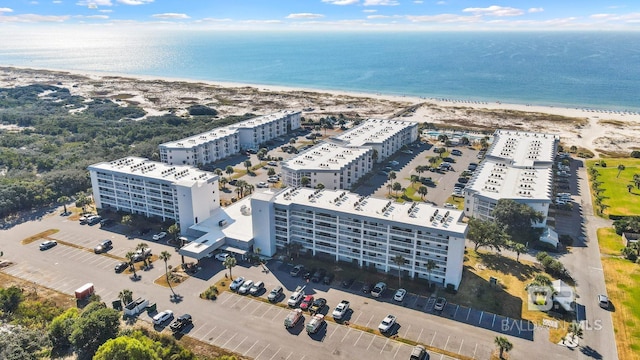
1;30;639;111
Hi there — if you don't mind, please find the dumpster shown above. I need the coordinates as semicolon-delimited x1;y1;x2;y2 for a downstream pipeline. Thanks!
146;302;157;313
112;299;122;311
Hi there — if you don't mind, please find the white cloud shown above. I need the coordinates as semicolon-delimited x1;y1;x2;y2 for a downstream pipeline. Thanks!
241;19;282;24
367;14;401;19
463;5;524;17
85;14;108;19
363;9;377;13
364;0;399;5
528;8;544;13
30;1;39;4
590;12;640;23
321;0;358;5
52;1;62;3
286;13;324;19
436;1;446;4
117;0;153;4
0;7;14;13
199;17;232;22
590;13;613;19
98;9;112;13
406;13;481;23
0;13;70;22
151;13;189;19
76;0;112;8
413;1;423;3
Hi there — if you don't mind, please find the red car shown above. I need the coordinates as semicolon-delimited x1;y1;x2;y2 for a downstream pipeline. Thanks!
299;295;314;311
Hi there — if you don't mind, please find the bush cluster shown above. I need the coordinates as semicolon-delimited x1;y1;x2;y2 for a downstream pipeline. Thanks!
536;252;569;279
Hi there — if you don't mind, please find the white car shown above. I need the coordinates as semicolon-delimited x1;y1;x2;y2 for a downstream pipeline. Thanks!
378;314;396;333
257;182;269;188
215;253;230;262
393;288;406;302
229;276;245;291
288;290;304;307
267;161;278;166
402;149;413;154
238;280;254;295
153;310;174;325
152;232;167;241
371;282;387;298
39;240;57;250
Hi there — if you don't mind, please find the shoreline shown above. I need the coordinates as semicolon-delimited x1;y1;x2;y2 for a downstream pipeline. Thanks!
2;65;640;158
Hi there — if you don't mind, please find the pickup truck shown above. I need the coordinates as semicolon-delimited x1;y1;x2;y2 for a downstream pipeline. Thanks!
284;309;303;328
332;300;350;321
306;314;325;334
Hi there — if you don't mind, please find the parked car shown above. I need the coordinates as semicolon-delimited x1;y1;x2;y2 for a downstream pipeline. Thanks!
169;314;192;333
303;268;315;281
371;282;387;298
152;232;167;241
322;273;334;285
287;289;304;307
99;218;114;227
229;277;245;291
267;177;279;183
114;261;128;273
341;278;355;288
132;248;151;262
267;161;278;166
444;203;457;209
290;264;304;277
434;297;447;311
410;345;428;360
257;182;269;188
249;281;264;296
87;215;102;225
268;286;283;302
39;240;57;251
215;253;230;262
309;298;327;314
401;149;413;154
93;239;113;254
378;314;396;333
311;268;326;283
300;295;314;311
153;310;174;325
238;280;254;295
451;149;462;156
393;288;407;302
362;282;372;293
598;294;609;309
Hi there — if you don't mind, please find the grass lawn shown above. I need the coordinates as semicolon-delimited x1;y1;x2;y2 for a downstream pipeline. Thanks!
587;159;640;216
597;227;640;360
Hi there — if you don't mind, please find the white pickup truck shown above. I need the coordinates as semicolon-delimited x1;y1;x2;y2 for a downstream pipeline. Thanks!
332;300;350;321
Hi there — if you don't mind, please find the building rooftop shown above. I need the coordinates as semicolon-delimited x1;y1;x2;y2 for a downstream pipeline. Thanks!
333;119;416;147
273;188;467;234
487;130;559;167
281;142;371;171
464;159;553;202
89;156;217;186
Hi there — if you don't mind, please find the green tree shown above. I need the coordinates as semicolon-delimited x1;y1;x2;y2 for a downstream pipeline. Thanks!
125;251;137;279
392;254;405;288
121;214;133;227
136;242;150;267
223;256;237;279
118;289;133;305
225;165;234;181
392;182;402;196
494;336;513;359
244;160;252;173
267;167;276;176
0;285;24;313
219;177;228;189
48;307;79;350
214;168;223;178
388;171;396;182
568;321;583;338
467;218;509;252
301;176;311;188
425;260;437;290
386;183;393;196
167;223;180;243
417;186;428;200
410;175;420;188
57;195;70;214
93;336;158;360
492;199;544;244
69;302;120;359
511;242;528;262
159;251;175;298
617;164;625;178
0;327;51;360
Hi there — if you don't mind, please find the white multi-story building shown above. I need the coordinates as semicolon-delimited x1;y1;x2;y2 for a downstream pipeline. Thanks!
332;119;419;162
159;110;301;166
88;157;220;232
463;130;559;226
281;142;373;190
252;188;468;289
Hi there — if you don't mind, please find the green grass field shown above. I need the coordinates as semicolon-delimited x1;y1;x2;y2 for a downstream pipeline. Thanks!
597;227;640;360
587;159;640;216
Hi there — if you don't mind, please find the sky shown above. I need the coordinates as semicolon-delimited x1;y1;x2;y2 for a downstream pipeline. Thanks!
0;0;639;31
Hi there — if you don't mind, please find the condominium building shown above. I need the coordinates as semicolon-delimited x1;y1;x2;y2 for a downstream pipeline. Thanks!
159;110;301;166
252;188;468;289
280;142;373;190
463;130;559;226
88;157;220;232
332;119;419;162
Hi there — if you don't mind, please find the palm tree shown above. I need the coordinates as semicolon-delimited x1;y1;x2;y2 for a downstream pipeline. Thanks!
494;336;513;359
244;160;252;174
617;164;625;178
392;254;405;288
57;196;70;214
136;242;149;267
236;179;247;198
219;177;228;189
392;182;402;197
634;173;640;189
628;184;634;193
386;183;393;196
418;186;428;201
245;183;254;195
512;242;527;262
125;251;137;279
159;251;176;297
225;165;234;181
289;138;296;145
425;260;436;290
118;289;133;305
168;223;180;243
223;256;237;279
388;171;396;182
214;168;223;177
268;167;276;176
410;175;420;189
568;321;583;338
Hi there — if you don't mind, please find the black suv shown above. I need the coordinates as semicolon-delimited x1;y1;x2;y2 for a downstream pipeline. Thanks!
311;268;326;283
170;314;192;333
322;273;334;285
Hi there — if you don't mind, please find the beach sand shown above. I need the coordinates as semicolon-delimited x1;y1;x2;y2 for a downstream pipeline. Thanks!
2;66;639;158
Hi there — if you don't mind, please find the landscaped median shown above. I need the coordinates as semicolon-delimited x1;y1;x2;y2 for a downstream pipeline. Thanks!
597;227;640;360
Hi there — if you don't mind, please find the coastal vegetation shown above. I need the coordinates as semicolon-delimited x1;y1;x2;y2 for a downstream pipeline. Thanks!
586;159;640;216
0;84;254;219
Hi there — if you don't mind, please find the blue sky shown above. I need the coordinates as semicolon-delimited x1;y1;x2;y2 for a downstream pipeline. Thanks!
0;1;639;30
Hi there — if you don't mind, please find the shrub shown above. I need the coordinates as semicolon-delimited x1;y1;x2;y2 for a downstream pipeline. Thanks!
536;251;549;262
200;285;219;300
599;160;607;167
541;256;555;269
187;105;217;116
631;150;640;158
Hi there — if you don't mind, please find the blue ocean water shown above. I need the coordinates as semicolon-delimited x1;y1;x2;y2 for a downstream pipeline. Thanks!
1;30;639;111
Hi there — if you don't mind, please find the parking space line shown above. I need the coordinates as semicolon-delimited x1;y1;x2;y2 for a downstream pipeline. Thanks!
491;314;496;327
458;339;464;355
196;326;214;339
268;347;280;360
240;299;254;311
250;302;264;315
365;314;374;327
328;324;339;338
353;331;364;346
340;327;351;342
478;311;484;324
443;335;450;350
221;333;237;348
284;351;293;360
466;308;471;321
244;340;258;355
366;334;376;350
402;324;411;338
212;329;227;344
380;338;389;354
232;336;247;351
271;308;283;321
453;305;459;317
416;328;423;343
219;293;234;305
393;342;402;359
430;332;436;346
473;343;478;358
255;344;270;360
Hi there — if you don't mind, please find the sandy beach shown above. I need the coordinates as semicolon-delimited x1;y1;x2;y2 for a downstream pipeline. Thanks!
2;66;639;158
